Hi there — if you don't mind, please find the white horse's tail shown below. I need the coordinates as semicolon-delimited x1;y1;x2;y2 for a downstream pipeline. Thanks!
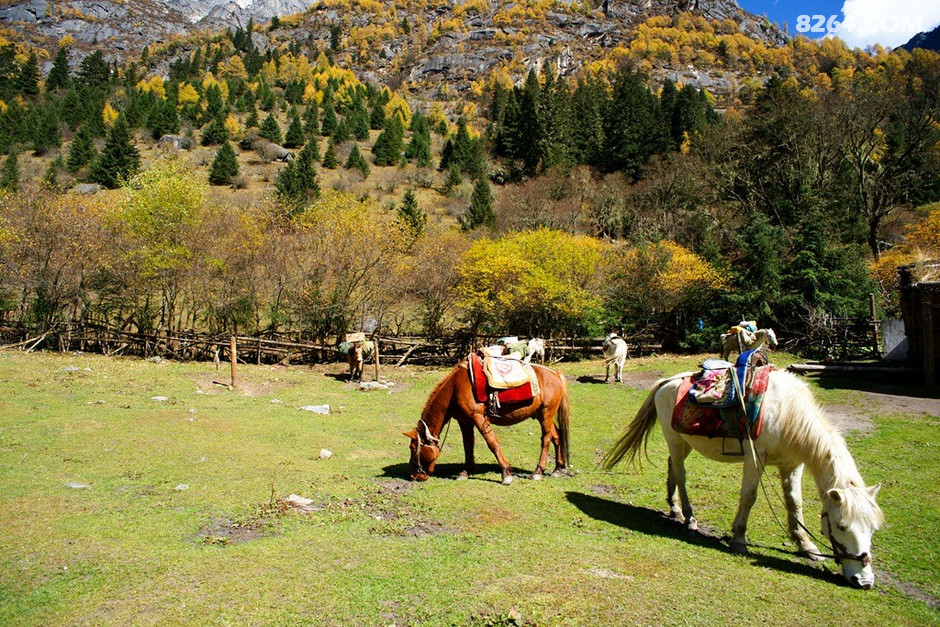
601;376;674;469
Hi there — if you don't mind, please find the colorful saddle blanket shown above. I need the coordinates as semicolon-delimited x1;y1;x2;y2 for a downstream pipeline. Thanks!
468;353;540;405
672;354;775;439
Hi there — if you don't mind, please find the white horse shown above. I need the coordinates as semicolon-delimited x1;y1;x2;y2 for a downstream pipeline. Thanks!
602;368;883;589
720;327;778;361
524;338;545;364
602;333;629;382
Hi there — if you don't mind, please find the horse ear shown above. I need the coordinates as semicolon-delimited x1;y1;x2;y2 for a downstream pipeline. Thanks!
403;429;418;440
868;483;882;498
828;488;844;504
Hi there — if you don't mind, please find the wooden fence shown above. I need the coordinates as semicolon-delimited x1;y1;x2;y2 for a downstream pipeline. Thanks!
0;323;664;367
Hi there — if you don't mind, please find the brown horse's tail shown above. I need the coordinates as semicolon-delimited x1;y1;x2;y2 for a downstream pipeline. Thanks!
601;377;672;470
556;370;571;468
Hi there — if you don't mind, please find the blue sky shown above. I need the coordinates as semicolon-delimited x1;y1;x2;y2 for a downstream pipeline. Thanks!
738;0;940;49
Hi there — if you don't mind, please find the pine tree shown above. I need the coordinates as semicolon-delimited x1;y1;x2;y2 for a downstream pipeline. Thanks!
0;152;19;193
148;98;180;140
320;98;337;137
275;139;319;212
443;164;462;197
303;101;319;136
67;125;97;172
284;112;305;148
46;47;70;93
259;113;282;144
77;51;110;92
369;102;386;130
17;52;41;99
371;115;403;166
209;140;239;185
344;143;369;178
405;111;433;168
88;115;140;189
43;155;63;189
322;138;338;168
462;177;495;231
245;105;259;129
32;105;62;155
201;115;229;146
351;106;370;141
397;188;425;238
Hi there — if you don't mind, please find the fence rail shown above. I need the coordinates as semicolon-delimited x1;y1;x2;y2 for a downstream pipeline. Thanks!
0;323;668;367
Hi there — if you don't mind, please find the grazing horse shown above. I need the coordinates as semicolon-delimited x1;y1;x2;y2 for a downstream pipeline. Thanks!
602;368;883;589
405;359;570;485
602;333;628;382
720;327;778;361
524;338;545;364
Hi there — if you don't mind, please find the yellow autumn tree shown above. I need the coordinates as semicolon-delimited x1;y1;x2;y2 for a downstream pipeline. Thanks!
870;203;940;311
602;240;726;335
456;229;604;336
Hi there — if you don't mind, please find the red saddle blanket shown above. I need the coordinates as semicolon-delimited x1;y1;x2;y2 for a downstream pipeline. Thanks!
672;365;774;438
468;353;535;405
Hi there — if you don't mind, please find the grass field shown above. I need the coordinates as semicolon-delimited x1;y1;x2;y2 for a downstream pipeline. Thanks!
0;350;937;626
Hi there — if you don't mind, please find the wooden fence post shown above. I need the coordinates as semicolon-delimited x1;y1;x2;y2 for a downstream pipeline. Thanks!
230;336;237;388
373;335;381;382
870;292;879;359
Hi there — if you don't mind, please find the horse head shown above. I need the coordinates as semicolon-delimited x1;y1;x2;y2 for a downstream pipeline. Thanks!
404;422;441;481
765;328;778;348
822;484;883;589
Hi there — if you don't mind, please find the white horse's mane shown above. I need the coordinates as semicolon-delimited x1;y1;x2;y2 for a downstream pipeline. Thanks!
770;370;883;528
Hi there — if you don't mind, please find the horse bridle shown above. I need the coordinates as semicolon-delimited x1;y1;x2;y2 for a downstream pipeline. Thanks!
821;512;872;568
410;419;440;477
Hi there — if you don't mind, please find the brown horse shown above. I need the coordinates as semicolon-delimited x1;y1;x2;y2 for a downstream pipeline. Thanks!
405;359;570;485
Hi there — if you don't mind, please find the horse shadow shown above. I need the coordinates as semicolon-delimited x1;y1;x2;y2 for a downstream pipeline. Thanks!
379;462;510;483
576;375;610;385
565;491;845;586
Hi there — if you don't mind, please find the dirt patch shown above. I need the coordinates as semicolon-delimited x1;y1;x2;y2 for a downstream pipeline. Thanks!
619;370;666;390
191;372;285;397
822;404;874;434
195;517;273;545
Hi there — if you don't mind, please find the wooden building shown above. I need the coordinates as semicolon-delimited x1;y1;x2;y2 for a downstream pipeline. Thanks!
898;262;940;390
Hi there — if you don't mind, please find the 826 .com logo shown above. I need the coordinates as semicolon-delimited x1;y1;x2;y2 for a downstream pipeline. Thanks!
795;13;924;36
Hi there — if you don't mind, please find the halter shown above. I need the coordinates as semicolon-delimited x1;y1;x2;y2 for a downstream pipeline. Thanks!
410;419;441;477
821;511;873;568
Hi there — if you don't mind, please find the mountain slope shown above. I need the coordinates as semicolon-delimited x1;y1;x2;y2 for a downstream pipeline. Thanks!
901;24;940;52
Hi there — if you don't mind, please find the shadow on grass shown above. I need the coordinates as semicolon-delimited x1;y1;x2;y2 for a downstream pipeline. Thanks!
807;372;939;400
379;462;511;483
576;375;612;385
566;491;846;587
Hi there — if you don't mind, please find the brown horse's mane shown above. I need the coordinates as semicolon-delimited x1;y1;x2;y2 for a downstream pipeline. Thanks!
420;361;465;420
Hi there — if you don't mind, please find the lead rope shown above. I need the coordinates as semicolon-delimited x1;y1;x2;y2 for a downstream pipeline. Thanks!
730;366;836;560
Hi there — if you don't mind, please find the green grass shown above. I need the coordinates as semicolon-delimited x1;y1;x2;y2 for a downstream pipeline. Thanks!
0;351;937;625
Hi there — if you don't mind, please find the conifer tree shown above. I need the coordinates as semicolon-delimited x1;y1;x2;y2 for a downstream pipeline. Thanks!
77;51;110;92
303;101;319;136
32;105;62;155
67;125;97;172
344;143;369;177
284;112;305;148
320;98;337;137
351;106;370;140
369;102;386;130
209;140;239;185
371;115;403;166
245;105;259;129
88;115;140;189
0;152;19;193
443;164;462;197
322;138;338;168
201;115;229;146
405;111;433;168
331;118;350;144
274;139;319;212
17;52;41;99
148;98;180;140
397;188;425;238
462;177;495;231
43;155;63;189
259;113;282;144
46;47;70;93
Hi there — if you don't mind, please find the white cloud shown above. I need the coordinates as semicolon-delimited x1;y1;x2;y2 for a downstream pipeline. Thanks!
836;0;940;48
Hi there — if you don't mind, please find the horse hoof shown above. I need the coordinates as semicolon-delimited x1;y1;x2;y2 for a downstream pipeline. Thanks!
730;542;749;555
685;519;698;531
800;545;825;561
550;469;565;478
501;475;514;486
456;471;469;481
532;472;543;481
